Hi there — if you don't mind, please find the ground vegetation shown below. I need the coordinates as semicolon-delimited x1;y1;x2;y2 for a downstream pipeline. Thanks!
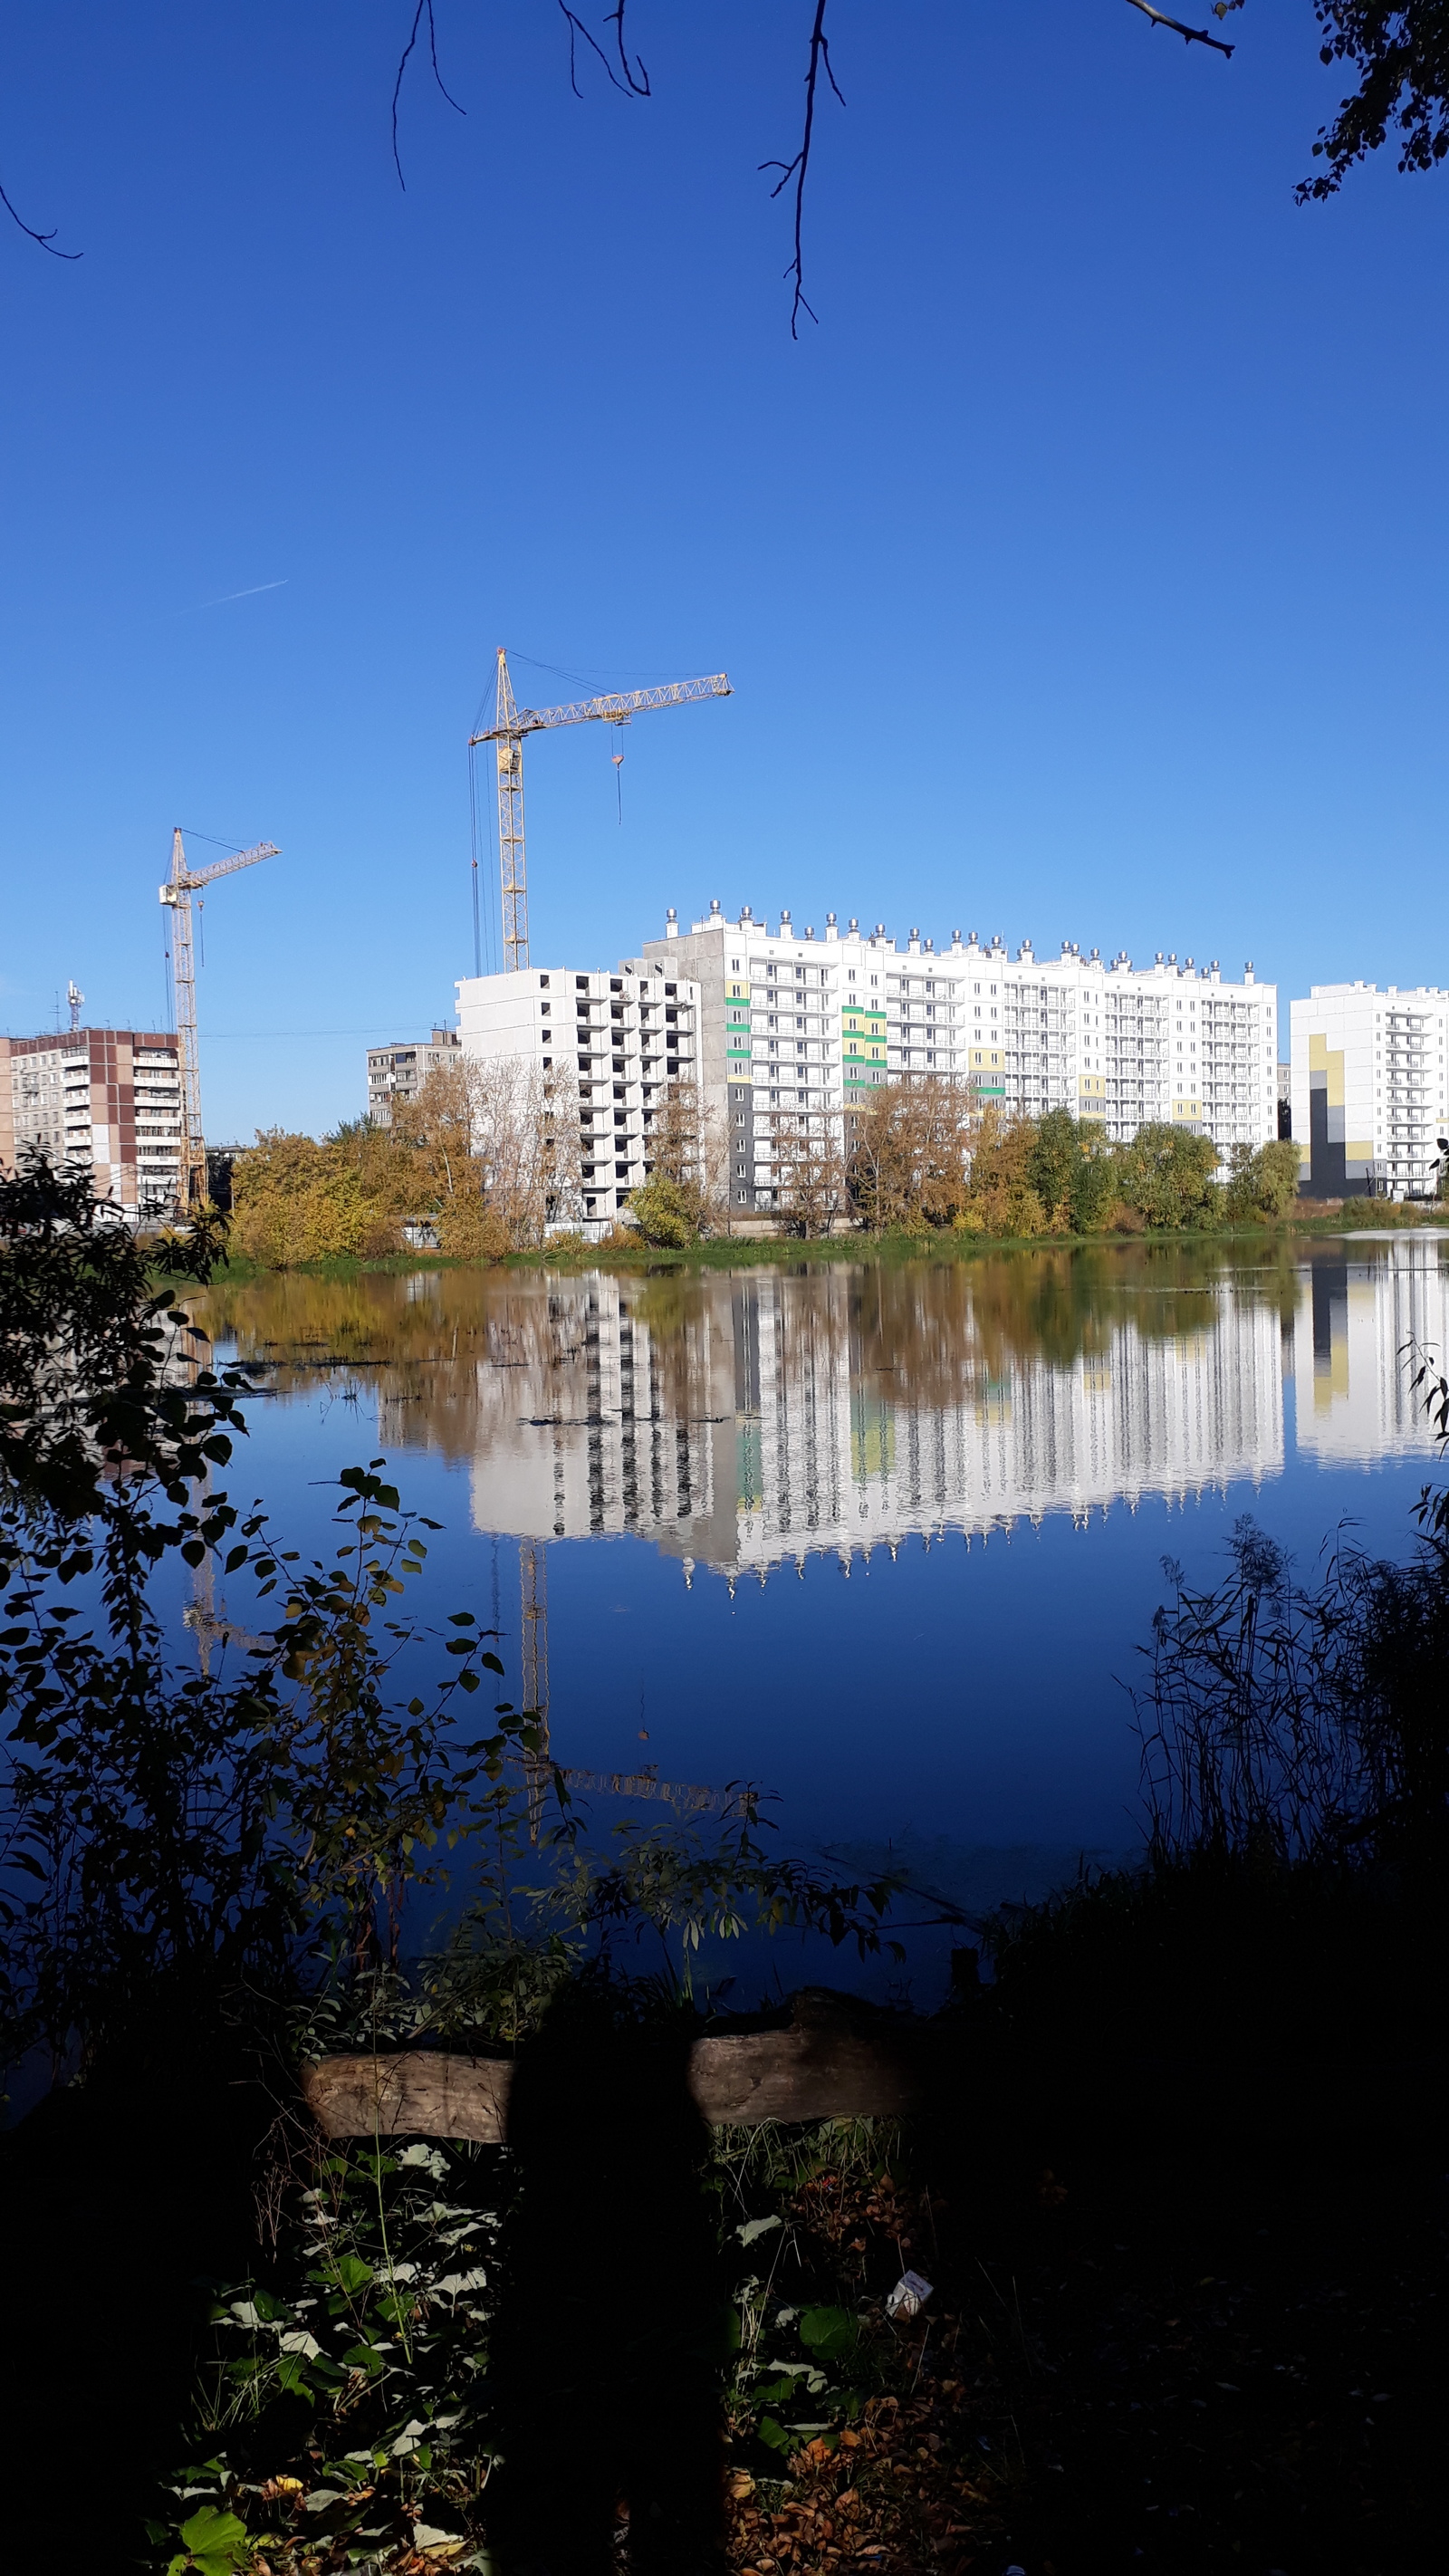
4;1150;1447;2571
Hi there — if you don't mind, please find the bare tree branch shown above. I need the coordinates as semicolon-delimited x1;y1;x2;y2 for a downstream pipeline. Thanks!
392;0;465;191
1;173;81;259
1123;0;1236;59
559;2;648;101
606;3;651;99
759;0;846;339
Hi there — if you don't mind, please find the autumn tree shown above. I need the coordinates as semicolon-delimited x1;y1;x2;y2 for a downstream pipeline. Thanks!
467;1056;583;1248
229;1122;419;1267
1026;1107;1120;1233
629;1080;724;1245
1221;1136;1303;1222
772;1110;847;1238
390;1060;507;1258
228;1057;583;1268
848;1079;974;1234
1113;1121;1222;1228
957;1103;1051;1237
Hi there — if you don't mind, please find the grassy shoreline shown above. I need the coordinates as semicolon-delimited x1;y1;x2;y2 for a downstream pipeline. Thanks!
177;1202;1448;1288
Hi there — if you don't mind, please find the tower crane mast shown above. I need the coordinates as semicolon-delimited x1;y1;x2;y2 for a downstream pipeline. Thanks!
468;648;731;972
159;828;278;1206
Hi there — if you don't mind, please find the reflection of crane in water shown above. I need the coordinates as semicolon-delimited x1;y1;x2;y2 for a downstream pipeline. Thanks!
517;1539;725;1831
186;1524;723;1827
184;1550;264;1675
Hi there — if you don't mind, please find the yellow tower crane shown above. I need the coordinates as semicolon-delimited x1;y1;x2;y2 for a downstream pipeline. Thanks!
159;828;279;1206
468;648;731;971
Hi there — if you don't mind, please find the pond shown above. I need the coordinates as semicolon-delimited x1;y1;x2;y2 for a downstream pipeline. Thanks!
190;1234;1449;1929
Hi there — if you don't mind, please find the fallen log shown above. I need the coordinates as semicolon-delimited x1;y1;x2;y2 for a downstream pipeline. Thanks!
302;2023;924;2142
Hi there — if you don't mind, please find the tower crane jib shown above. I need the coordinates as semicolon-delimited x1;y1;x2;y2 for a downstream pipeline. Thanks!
467;648;731;973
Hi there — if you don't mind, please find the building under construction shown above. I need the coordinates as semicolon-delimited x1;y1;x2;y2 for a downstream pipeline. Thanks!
0;1023;184;1221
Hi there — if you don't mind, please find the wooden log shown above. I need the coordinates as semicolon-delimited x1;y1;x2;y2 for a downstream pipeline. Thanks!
302;2025;923;2143
690;2029;922;2124
302;2050;514;2144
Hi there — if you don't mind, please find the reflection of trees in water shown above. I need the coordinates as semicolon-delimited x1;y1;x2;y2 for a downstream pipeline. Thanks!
845;1244;1254;1415
197;1270;729;1466
196;1244;1288;1463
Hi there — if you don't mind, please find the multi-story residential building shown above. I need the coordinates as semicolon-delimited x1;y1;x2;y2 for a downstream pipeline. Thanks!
644;905;1279;1216
0;1027;183;1221
365;1026;461;1123
454;960;701;1234
1290;983;1449;1200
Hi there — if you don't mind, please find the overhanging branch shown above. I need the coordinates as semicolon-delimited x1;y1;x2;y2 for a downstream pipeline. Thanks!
1123;0;1236;58
759;0;846;339
392;0;465;190
1;173;81;259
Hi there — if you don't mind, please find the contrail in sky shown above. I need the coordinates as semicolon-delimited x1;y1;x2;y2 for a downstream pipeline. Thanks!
189;579;289;610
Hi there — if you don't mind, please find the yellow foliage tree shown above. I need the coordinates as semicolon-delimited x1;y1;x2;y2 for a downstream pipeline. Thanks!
955;1102;1049;1237
849;1078;975;1234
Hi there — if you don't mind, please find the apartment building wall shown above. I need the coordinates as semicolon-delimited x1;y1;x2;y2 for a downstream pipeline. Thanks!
1290;983;1449;1200
643;905;1278;1216
0;1028;183;1220
365;1026;461;1123
455;959;701;1235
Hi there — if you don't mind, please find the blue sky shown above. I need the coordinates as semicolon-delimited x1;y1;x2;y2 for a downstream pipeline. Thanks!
2;2;1445;1138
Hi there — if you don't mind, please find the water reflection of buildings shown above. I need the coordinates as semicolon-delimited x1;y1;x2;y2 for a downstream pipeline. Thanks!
369;1267;1289;1579
1292;1236;1449;1465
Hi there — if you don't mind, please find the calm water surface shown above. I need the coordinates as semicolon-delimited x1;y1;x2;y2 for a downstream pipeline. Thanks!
191;1235;1449;1918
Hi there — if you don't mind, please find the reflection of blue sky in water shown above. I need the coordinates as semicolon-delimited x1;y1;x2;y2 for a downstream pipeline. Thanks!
192;1238;1449;1888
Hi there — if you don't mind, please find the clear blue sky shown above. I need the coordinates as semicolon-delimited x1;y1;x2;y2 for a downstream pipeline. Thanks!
2;3;1445;1138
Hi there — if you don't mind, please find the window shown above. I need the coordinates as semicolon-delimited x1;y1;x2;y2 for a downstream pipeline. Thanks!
540;974;551;988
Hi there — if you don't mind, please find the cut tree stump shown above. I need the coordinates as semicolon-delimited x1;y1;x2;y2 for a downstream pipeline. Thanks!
302;2023;924;2142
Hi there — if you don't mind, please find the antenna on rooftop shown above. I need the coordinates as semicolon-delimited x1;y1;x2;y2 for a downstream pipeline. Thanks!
67;981;83;1033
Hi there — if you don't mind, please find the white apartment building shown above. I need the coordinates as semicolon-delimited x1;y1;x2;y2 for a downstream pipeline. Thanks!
0;1026;183;1221
366;1025;461;1123
644;905;1278;1216
1290;983;1449;1200
455;960;702;1234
